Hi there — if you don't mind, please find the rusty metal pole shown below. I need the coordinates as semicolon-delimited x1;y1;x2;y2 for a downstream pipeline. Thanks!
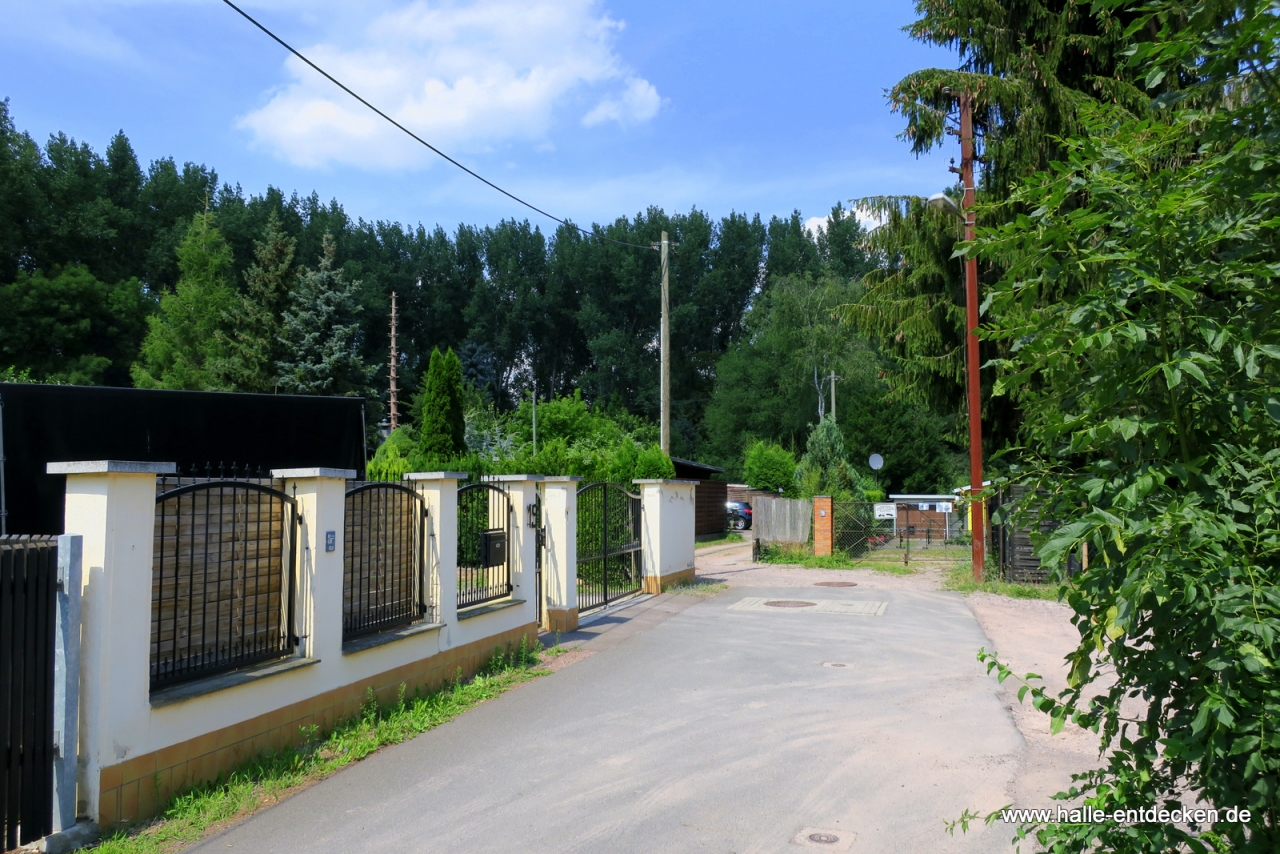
660;231;671;455
959;93;986;581
389;291;400;431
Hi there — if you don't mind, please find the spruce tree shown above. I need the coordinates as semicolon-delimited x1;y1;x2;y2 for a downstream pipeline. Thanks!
216;210;295;392
275;232;373;396
131;212;235;390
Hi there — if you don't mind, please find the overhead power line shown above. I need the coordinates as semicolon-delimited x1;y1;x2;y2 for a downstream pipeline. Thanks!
219;0;654;251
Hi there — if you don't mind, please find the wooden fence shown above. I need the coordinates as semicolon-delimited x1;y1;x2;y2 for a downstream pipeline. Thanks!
752;496;812;544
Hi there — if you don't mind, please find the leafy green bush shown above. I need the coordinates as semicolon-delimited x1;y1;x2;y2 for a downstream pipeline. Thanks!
971;89;1280;851
368;391;674;484
633;443;676;479
743;440;797;495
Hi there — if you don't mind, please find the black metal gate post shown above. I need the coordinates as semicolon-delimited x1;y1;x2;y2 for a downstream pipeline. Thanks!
527;492;545;626
1;536;58;851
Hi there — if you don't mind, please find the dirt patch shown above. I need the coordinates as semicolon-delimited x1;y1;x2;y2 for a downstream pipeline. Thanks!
540;648;597;673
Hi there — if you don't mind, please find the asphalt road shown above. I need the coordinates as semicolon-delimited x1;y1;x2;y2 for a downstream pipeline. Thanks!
190;583;1030;853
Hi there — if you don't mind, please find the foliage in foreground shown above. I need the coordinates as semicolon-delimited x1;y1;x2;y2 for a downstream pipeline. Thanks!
92;640;543;854
965;6;1280;846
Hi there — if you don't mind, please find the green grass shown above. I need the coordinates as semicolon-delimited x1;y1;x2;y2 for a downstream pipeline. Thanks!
757;542;915;575
93;639;545;854
695;531;745;548
666;577;729;597
943;563;1063;600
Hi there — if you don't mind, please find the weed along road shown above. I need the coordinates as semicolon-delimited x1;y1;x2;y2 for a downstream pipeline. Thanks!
190;569;1046;852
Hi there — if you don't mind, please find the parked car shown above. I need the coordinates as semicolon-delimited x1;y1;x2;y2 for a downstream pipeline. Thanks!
726;500;753;530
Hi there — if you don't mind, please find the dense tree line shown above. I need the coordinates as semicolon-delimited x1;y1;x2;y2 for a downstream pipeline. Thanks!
0;97;961;491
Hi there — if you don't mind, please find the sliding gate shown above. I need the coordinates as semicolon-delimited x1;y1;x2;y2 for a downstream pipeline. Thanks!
1;537;56;851
576;483;642;612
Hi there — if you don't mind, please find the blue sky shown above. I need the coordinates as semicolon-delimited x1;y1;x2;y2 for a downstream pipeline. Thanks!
2;0;958;235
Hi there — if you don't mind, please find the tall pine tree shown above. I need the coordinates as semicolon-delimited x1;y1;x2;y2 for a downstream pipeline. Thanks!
131;212;235;390
216;211;295;392
275;232;373;396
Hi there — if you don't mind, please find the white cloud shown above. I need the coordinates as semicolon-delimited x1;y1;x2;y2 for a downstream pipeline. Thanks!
804;206;885;239
581;77;661;127
237;0;661;169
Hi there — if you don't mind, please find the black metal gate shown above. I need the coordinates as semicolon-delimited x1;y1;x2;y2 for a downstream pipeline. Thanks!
457;483;512;609
576;483;642;612
1;536;56;851
152;476;299;691
344;482;431;640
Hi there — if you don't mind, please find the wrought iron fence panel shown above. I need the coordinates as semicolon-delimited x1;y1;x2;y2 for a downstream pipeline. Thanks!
343;482;431;641
457;483;512;609
0;536;56;851
576;483;643;612
151;477;298;691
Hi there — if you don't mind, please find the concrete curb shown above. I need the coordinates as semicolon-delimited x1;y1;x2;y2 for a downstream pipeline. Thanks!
20;820;98;854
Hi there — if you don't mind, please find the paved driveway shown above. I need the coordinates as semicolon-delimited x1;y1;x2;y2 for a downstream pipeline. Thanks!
192;582;1030;853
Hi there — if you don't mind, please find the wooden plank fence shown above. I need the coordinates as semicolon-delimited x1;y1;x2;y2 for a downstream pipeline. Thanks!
752;496;812;544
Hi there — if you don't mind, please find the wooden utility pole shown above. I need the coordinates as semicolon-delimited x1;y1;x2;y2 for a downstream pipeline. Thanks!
652;231;674;454
953;93;986;580
388;291;400;431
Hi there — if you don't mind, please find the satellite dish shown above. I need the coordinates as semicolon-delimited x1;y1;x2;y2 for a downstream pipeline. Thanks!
868;453;884;471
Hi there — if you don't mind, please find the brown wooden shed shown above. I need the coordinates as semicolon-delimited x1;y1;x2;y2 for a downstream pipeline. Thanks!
671;458;728;535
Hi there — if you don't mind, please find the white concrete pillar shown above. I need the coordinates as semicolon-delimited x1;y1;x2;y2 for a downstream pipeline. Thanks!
270;469;354;664
540;477;581;632
404;472;467;637
48;460;174;822
633;479;698;593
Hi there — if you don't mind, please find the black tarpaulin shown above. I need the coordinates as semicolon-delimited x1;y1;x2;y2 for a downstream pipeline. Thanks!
0;384;366;535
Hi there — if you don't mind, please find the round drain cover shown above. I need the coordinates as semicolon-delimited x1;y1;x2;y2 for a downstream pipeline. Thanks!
814;581;856;588
808;832;840;844
765;600;816;608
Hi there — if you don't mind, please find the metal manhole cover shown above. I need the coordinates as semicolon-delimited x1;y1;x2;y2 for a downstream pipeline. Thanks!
814;581;856;588
822;662;850;668
791;826;855;850
729;597;887;616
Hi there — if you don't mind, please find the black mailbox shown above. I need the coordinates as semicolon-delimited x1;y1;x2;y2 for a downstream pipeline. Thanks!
480;529;507;567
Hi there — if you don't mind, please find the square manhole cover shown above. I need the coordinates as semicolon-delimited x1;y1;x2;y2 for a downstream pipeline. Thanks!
729;597;887;616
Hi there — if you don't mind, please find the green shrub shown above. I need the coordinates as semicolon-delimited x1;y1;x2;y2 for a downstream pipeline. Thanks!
743;440;797;495
633;443;676;479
